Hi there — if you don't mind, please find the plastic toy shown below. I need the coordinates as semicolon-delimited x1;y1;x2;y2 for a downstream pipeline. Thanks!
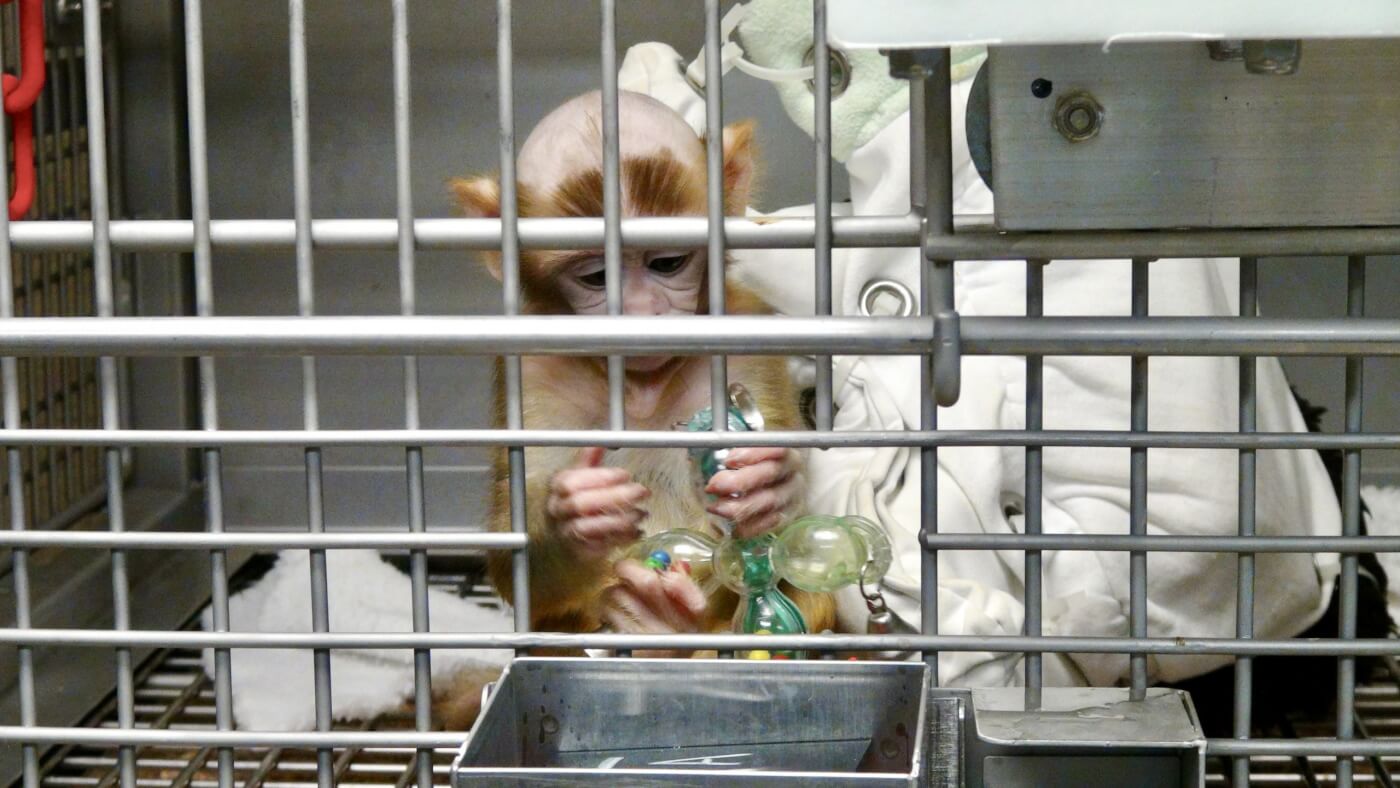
629;383;894;659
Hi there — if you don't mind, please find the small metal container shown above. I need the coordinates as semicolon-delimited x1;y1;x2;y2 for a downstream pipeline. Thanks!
453;657;930;786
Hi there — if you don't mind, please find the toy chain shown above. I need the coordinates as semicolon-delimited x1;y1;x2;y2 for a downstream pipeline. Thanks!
2;0;45;219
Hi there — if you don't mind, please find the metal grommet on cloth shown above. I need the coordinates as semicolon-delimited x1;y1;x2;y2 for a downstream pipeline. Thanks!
803;45;852;98
857;279;915;317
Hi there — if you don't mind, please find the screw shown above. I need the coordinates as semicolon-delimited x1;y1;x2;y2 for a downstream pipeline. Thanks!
1052;91;1104;143
541;715;560;735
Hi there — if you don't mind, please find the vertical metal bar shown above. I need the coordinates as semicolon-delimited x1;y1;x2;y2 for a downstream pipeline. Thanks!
1024;259;1044;708
1233;256;1258;788
920;51;952;683
0;91;40;788
704;0;728;428
496;0;531;636
389;3;433;785
182;2;233;785
81;3;136;784
1129;257;1149;700
1337;254;1365;788
812;0;833;431
600;0;625;430
287;3;333;785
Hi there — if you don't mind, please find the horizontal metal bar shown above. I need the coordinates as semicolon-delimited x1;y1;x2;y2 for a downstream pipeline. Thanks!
0;531;523;550
0;726;1386;759
0;529;1382;558
0;529;1383;554
3;427;1400;451
4;216;921;252
2;630;1400;656
964;317;1400;356
8;218;1400;258
3;316;1400;357
0;727;465;749
1208;740;1400;758
927;225;1400;259
0;315;929;356
924;534;1400;554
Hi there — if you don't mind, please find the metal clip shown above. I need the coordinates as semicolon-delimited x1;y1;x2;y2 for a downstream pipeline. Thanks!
933;310;961;407
860;573;894;636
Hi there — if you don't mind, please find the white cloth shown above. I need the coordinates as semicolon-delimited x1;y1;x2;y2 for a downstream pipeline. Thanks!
621;43;1342;688
200;550;511;730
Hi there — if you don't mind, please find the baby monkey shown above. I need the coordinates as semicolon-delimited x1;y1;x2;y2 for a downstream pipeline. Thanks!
453;90;834;650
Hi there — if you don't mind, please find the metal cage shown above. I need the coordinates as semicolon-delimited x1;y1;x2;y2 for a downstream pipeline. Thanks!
2;0;1400;786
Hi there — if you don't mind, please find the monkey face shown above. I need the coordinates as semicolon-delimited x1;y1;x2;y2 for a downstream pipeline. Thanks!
557;250;706;317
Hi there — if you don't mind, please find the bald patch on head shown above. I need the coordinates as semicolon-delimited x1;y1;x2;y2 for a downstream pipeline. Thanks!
517;90;706;204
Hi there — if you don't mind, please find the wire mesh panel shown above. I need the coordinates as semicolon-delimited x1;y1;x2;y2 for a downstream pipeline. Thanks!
0;0;104;534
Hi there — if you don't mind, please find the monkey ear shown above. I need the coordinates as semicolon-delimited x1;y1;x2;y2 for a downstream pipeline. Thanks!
721;120;756;215
449;175;504;281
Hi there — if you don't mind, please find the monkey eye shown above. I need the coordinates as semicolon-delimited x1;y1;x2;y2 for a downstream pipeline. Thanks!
648;254;689;275
576;269;607;289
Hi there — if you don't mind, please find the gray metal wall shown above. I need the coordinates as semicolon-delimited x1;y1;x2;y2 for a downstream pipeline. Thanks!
115;3;1396;530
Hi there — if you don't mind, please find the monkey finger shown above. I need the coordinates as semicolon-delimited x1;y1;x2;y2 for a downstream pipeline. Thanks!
613;560;704;630
562;511;645;557
718;446;789;469
706;472;798;522
705;456;791;497
573;445;609;469
548;482;649;520
730;509;786;540
550;466;632;497
601;588;669;634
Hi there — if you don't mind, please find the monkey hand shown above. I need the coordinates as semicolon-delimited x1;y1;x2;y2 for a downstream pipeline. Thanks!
704;447;803;539
546;446;650;560
602;558;707;657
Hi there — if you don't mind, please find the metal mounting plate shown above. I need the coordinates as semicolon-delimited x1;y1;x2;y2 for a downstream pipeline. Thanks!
829;0;1400;49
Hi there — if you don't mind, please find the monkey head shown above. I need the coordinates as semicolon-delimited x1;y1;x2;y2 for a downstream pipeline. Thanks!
452;90;756;350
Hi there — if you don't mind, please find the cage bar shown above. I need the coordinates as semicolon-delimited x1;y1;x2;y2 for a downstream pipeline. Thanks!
1129;258;1149;699
2;628;1400;656
0;53;41;788
813;0;833;431
285;3;334;785
1234;256;1259;786
10;425;1400;451
600;0;625;431
1024;259;1044;707
80;1;137;783
495;0;532;639
1338;255;1367;787
386;3;434;786
704;0;729;430
179;1;234;785
919;49;954;682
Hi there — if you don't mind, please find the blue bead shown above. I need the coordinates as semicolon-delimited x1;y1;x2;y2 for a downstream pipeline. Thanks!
648;550;672;571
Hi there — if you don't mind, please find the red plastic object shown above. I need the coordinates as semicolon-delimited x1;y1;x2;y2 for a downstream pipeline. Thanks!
3;0;45;220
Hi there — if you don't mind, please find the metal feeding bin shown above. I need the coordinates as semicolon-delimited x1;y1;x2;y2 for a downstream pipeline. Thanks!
454;658;930;786
453;659;1206;786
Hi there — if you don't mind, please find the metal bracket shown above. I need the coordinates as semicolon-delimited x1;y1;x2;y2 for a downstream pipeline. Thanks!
933;310;962;407
885;48;948;80
1207;39;1303;74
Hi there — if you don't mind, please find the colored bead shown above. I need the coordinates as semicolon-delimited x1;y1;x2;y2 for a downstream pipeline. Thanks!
643;549;672;572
